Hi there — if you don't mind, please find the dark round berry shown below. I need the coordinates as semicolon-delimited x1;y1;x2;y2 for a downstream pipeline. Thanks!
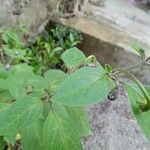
107;89;118;101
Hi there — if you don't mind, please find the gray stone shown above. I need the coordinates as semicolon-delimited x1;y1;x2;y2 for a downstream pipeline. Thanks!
0;0;60;32
83;88;150;150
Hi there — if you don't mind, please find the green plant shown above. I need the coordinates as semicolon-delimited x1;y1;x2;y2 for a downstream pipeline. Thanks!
30;24;82;73
0;25;82;75
0;45;150;149
0;26;30;65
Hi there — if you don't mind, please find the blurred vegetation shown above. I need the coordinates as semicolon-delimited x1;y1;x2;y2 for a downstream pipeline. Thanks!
0;24;82;74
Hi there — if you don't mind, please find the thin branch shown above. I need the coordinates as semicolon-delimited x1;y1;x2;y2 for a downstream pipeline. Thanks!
112;61;145;73
112;56;150;73
146;56;150;62
0;33;5;63
113;68;150;111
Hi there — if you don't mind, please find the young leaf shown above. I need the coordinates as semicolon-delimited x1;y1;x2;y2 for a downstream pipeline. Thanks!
61;47;86;69
66;107;91;137
21;118;44;150
43;111;82;150
130;43;145;60
52;67;114;106
0;96;43;136
105;64;112;73
125;84;150;140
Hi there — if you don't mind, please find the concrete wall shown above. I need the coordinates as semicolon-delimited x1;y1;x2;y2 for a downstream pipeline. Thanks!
0;0;60;32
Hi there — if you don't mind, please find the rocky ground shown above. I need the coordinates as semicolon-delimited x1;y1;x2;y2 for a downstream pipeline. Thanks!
83;87;150;150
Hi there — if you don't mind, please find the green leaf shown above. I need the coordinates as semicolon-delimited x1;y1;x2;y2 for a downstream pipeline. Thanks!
0;136;4;150
5;66;46;98
95;61;105;71
44;70;68;91
13;63;33;73
125;84;150;140
146;87;150;94
29;91;43;99
28;75;47;91
52;67;114;106
0;96;43;136
66;107;91;137
3;70;33;99
125;84;141;112
61;47;86;69
21;118;44;150
0;90;14;102
0;64;11;79
43;111;82;150
2;45;14;57
0;79;8;89
130;43;145;60
52;104;91;137
0;102;11;112
69;33;74;42
9;82;26;99
2;29;22;47
0;103;7;110
105;64;112;73
6;76;26;99
0;103;15;144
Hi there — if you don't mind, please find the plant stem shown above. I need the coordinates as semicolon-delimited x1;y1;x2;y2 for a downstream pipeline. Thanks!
146;56;150;62
119;62;145;72
0;33;5;63
112;56;150;73
114;68;150;110
111;55;150;111
86;55;97;64
69;55;97;73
